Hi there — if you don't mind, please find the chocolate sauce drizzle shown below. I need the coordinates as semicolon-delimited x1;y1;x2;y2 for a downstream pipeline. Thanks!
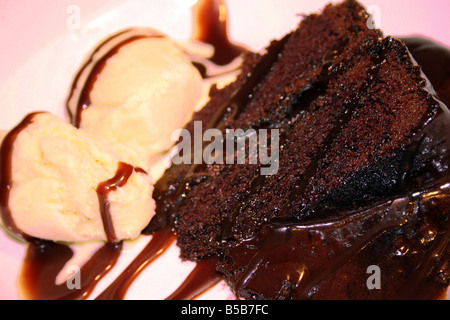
97;162;146;244
95;228;175;300
67;0;248;129
192;0;247;66
66;28;165;128
231;196;415;299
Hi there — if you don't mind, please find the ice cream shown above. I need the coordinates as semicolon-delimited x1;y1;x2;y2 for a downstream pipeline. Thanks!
1;26;236;245
75;33;204;167
0;113;154;243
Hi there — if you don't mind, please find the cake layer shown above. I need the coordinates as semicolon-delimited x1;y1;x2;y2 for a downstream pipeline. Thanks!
147;0;450;299
219;100;450;299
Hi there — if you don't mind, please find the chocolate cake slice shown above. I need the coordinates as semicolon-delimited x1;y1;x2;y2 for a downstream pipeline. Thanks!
147;0;450;299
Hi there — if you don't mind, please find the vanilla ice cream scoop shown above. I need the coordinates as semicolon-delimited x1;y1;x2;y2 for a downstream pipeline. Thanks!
0;113;154;243
67;29;204;167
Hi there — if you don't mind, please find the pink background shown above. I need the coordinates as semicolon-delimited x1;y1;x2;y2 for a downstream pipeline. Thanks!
0;0;449;81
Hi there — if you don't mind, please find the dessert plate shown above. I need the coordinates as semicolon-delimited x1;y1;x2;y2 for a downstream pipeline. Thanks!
0;0;449;300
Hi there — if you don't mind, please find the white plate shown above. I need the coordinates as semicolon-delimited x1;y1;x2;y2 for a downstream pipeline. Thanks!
0;0;449;300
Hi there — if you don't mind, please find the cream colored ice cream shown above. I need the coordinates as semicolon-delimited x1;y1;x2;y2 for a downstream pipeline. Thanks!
79;36;204;166
0;113;154;242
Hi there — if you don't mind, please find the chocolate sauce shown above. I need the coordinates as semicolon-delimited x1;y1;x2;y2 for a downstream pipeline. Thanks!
192;0;247;66
67;0;248;129
95;228;175;300
0;112;127;299
226;176;450;299
145;33;291;234
20;240;122;300
401;37;450;107
97;162;140;244
66;28;165;128
0;112;43;241
96;232;221;300
227;195;415;299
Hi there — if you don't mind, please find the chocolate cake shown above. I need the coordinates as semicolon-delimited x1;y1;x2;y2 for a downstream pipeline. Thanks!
147;0;450;299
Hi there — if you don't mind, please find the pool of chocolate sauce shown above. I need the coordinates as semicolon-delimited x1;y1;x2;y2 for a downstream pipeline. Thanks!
1;0;448;300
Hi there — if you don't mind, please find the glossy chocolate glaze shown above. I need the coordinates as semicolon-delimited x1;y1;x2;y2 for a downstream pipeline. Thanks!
227;197;415;299
192;0;247;66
